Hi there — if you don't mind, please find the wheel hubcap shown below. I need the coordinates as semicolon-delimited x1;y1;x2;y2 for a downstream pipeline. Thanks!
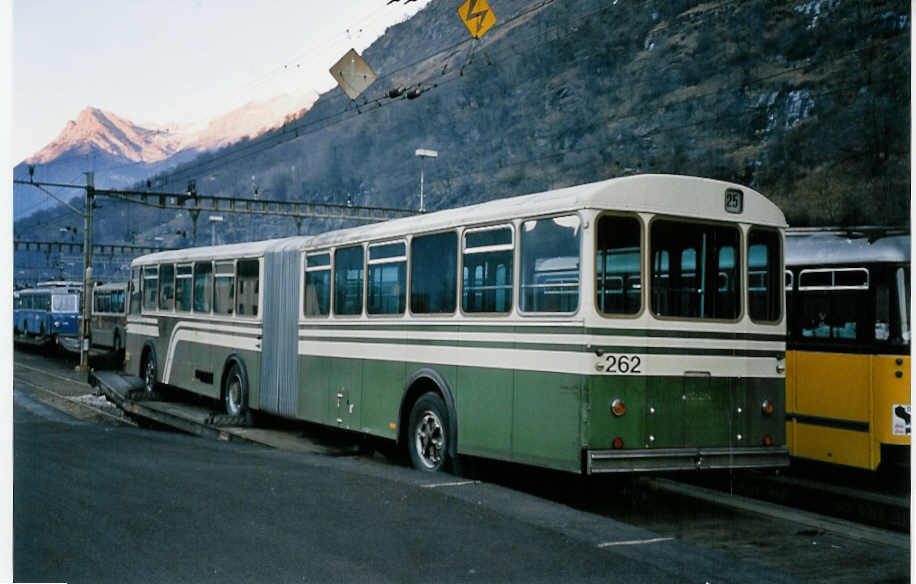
144;361;155;393
414;410;444;469
227;375;242;415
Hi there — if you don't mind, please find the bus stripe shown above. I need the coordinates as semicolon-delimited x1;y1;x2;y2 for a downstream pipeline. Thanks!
297;322;783;342
787;413;869;433
297;339;782;377
296;334;781;358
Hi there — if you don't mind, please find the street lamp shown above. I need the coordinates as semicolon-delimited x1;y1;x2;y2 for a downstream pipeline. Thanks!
209;215;224;246
415;148;438;213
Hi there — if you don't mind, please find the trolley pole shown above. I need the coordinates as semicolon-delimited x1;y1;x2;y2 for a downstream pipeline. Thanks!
79;172;95;372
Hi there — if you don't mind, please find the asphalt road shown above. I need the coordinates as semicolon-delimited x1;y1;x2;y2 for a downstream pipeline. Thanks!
13;388;801;584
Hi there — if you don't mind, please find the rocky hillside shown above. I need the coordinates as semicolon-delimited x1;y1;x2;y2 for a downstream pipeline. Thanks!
15;0;910;275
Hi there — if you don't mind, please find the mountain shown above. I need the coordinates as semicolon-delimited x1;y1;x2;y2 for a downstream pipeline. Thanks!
14;0;910;284
138;0;907;230
13;93;317;220
26;107;182;165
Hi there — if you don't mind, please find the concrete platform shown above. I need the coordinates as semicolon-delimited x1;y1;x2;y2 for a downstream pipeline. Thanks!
89;369;352;455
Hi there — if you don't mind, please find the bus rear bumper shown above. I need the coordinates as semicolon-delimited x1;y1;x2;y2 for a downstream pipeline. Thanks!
586;446;790;474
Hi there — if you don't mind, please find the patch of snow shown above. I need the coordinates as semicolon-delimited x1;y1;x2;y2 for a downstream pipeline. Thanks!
784;89;815;129
794;0;840;29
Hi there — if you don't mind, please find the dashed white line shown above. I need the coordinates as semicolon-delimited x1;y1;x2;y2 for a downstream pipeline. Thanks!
420;480;480;489
597;537;675;548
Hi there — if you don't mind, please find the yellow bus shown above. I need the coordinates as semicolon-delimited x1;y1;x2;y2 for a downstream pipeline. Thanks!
785;228;910;472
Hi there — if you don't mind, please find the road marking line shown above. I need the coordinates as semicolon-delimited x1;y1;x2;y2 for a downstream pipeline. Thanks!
420;480;480;489
597;537;674;548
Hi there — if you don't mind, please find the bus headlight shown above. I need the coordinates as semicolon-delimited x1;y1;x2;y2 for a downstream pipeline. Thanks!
53;321;61;328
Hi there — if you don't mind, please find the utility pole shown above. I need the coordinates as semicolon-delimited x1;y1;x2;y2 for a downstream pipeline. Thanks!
79;172;94;372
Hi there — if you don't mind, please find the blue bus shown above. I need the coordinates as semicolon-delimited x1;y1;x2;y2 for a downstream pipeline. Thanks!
14;283;82;349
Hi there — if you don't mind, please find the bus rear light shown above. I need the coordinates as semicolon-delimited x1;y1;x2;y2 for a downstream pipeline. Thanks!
763;434;773;446
761;400;774;415
612;437;624;449
610;398;626;417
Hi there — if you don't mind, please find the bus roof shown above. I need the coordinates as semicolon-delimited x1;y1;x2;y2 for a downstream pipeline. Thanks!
93;282;129;293
132;174;785;266
786;229;910;266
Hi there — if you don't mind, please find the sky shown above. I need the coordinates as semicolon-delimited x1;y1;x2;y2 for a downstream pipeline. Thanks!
10;0;433;164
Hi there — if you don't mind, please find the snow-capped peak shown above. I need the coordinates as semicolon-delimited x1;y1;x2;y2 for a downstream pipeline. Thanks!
24;93;318;166
27;106;182;164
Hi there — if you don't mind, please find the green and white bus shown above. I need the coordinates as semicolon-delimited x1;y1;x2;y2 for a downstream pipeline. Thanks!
125;174;788;474
91;282;129;361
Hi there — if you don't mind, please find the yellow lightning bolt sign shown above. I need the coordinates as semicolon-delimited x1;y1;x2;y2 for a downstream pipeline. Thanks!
457;0;496;39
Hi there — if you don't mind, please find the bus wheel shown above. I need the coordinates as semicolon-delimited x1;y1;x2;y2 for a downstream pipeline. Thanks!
408;393;450;472
142;351;157;394
223;363;248;417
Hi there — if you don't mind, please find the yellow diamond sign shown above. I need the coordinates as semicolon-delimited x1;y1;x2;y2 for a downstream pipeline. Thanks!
457;0;496;39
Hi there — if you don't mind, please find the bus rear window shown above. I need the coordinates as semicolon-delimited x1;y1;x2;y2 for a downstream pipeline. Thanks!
651;219;740;320
748;228;782;323
51;294;79;313
520;215;580;313
596;215;641;315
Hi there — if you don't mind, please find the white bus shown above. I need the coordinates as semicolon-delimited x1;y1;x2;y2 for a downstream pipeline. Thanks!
91;282;129;361
125;175;788;474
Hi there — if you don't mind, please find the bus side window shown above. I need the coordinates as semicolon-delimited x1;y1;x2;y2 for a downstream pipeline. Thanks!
237;259;260;317
214;262;235;315
142;266;159;312
334;246;365;316
193;262;213;313
130;268;142;315
520;215;581;313
304;254;330;317
411;232;458;314
175;265;193;312
159;264;175;311
463;227;513;314
113;290;125;314
368;242;407;315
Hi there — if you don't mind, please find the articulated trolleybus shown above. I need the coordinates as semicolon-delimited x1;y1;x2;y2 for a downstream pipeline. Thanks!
125;175;788;474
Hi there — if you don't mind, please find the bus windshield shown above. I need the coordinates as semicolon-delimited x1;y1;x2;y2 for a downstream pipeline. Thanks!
51;293;79;313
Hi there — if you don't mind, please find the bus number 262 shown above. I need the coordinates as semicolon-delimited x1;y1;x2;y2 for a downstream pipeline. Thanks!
603;354;642;374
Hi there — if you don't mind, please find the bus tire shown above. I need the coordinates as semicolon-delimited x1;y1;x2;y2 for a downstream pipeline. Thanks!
407;392;450;472
223;362;248;417
141;350;158;394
